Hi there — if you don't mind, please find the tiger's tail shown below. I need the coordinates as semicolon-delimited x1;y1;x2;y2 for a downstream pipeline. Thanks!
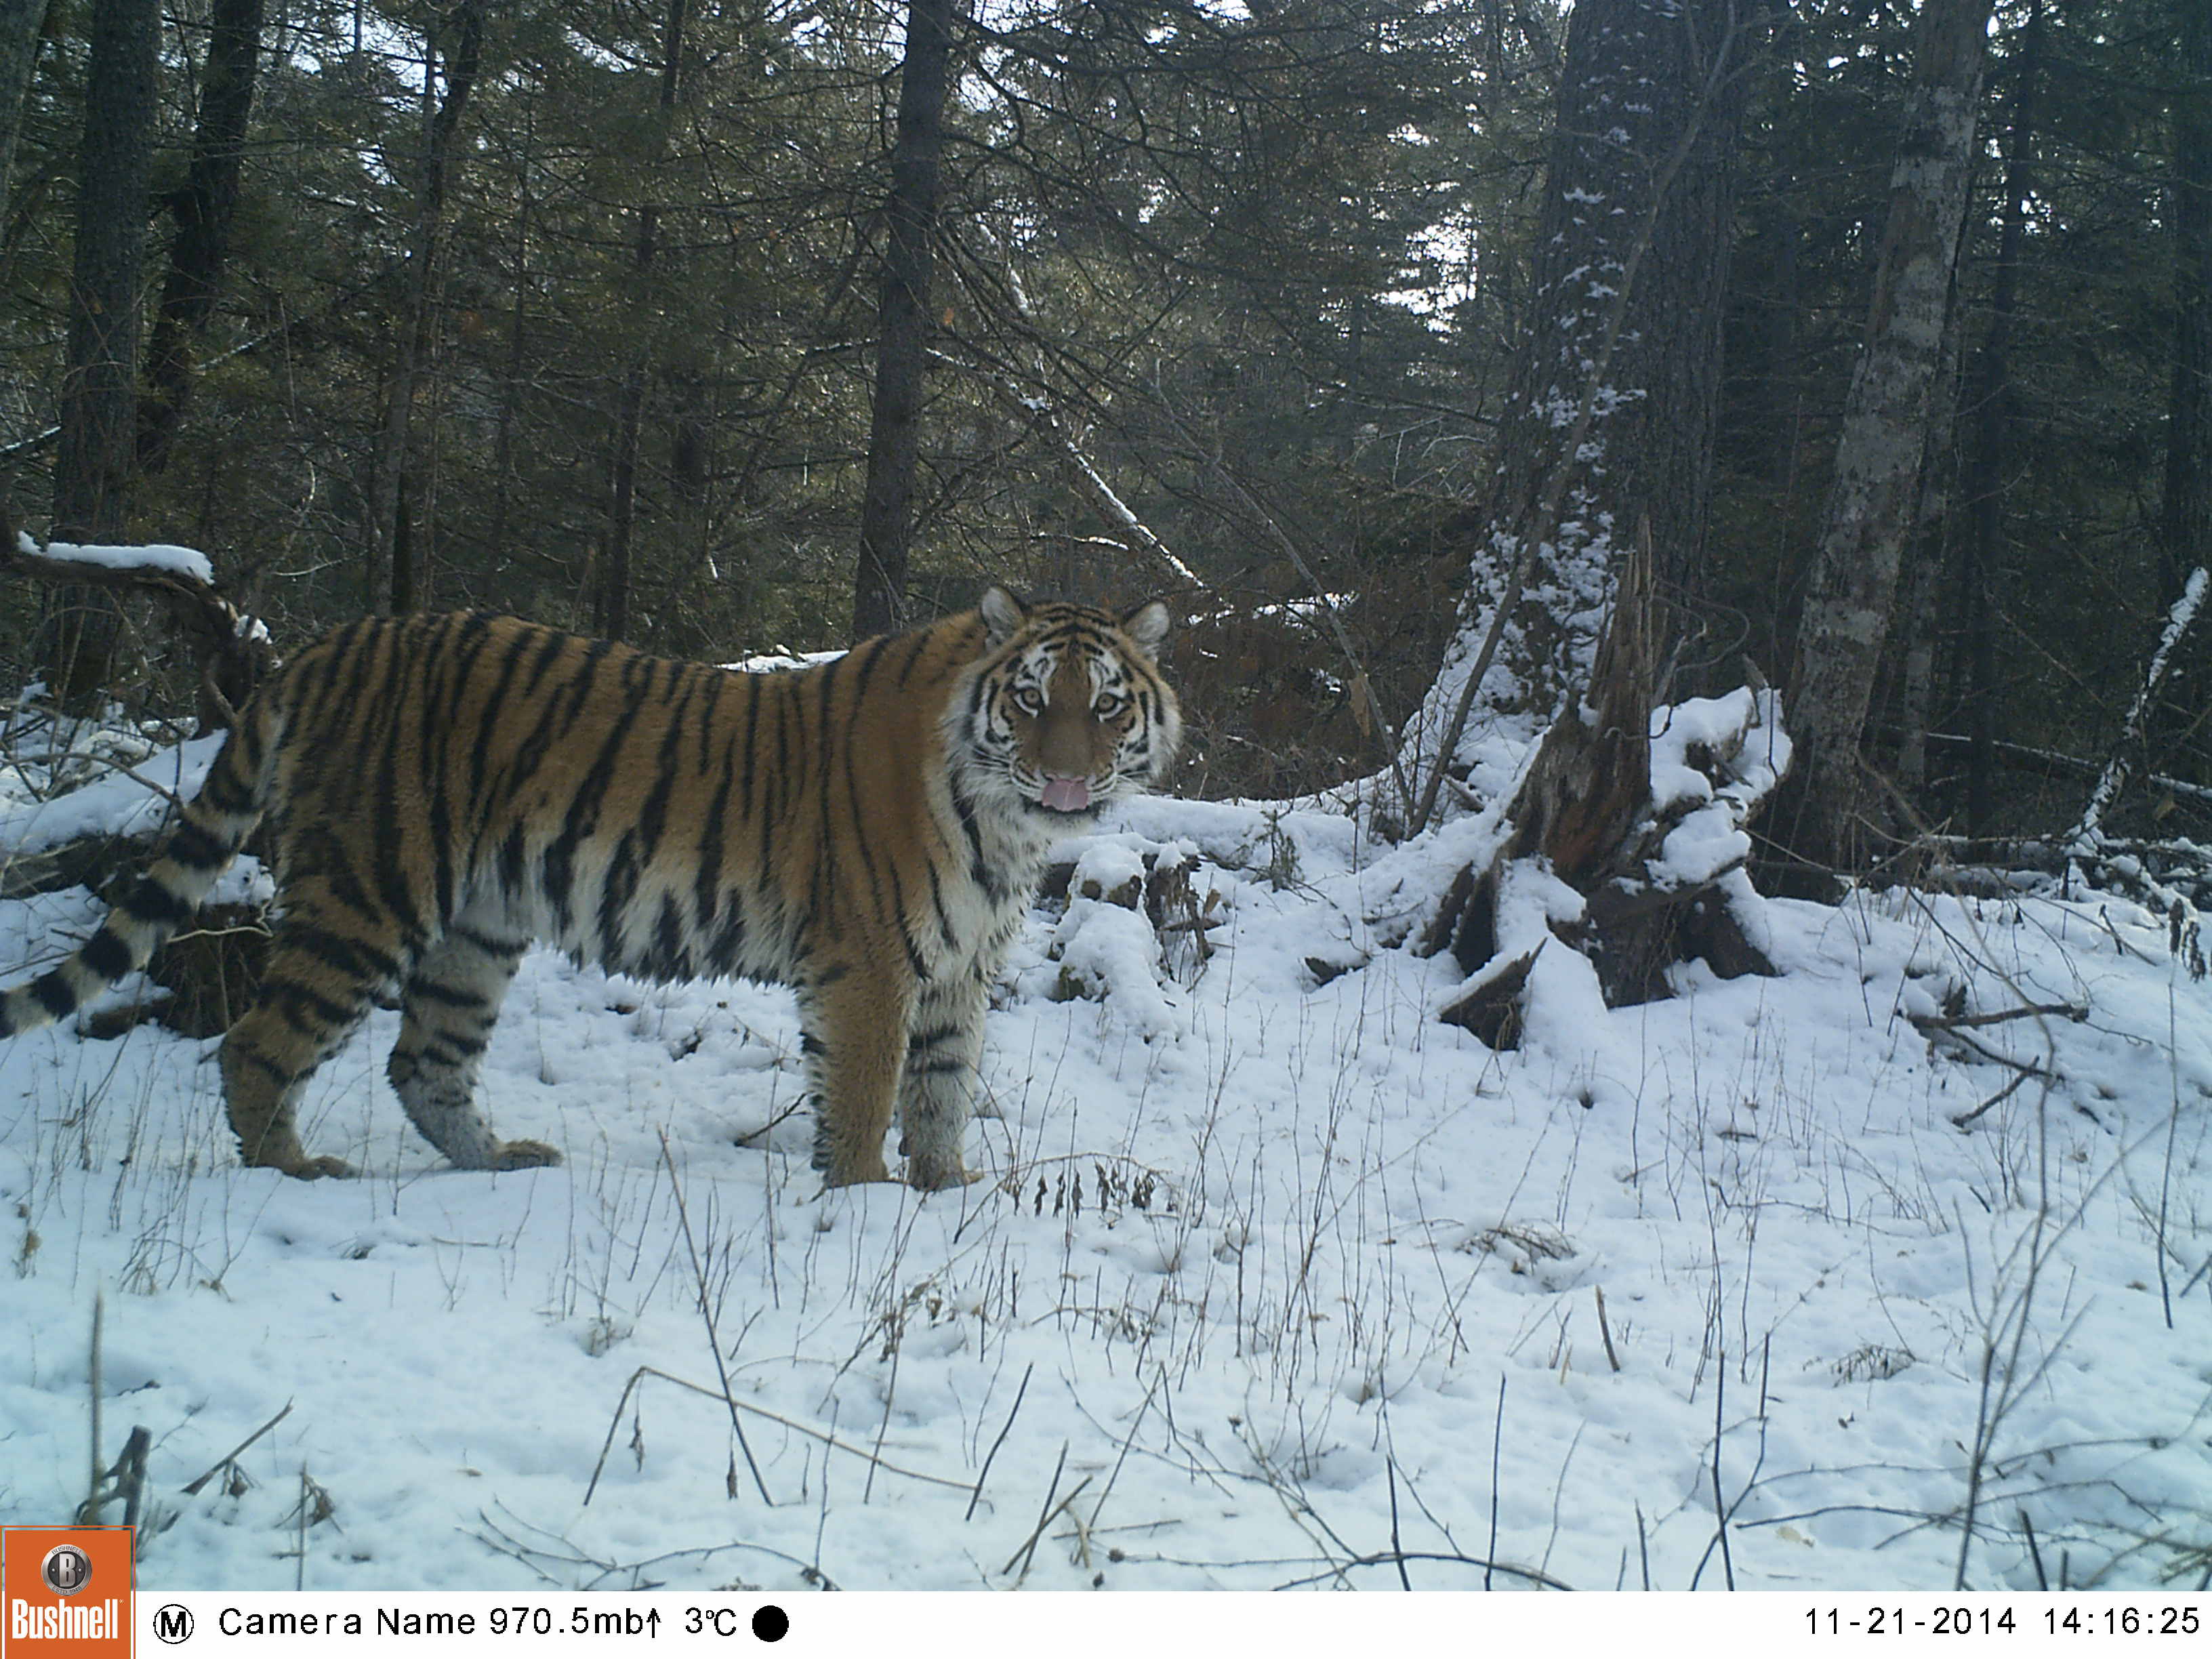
0;696;284;1037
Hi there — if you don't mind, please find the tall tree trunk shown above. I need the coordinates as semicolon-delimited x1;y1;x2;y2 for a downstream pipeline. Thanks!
1772;0;1994;880
1891;293;1963;799
2160;0;2211;766
0;0;47;202
137;0;265;475
594;0;688;642
852;0;954;641
46;0;159;710
1404;0;1761;823
1957;0;2041;836
369;0;483;615
486;95;535;575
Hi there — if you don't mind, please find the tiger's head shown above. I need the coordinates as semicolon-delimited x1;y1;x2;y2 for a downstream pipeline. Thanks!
949;586;1182;825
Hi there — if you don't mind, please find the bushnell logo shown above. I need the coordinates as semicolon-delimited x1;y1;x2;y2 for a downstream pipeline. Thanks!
2;1526;132;1656
37;1547;92;1597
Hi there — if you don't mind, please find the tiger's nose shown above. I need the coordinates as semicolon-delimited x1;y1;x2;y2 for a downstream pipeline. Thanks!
1039;774;1092;813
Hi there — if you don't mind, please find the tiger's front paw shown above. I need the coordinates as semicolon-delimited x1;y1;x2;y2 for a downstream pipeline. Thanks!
905;1155;979;1192
256;1151;358;1181
489;1139;562;1171
819;1152;893;1188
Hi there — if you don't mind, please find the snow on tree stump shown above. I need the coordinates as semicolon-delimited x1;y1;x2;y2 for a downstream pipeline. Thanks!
1420;546;1789;1044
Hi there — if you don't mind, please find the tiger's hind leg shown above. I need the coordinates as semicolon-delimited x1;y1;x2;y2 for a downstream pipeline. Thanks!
897;972;986;1191
219;888;394;1179
388;923;558;1172
804;964;912;1187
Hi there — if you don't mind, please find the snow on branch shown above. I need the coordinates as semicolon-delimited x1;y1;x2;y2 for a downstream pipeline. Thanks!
3;521;279;728
21;531;216;586
2068;567;2207;859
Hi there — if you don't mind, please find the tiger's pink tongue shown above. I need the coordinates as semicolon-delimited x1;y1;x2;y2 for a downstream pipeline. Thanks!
1040;776;1092;813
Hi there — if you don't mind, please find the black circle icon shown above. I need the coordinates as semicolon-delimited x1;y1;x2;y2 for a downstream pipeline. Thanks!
752;1604;790;1643
153;1604;197;1644
39;1544;93;1596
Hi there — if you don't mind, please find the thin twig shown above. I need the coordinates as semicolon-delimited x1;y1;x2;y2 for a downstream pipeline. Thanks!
1914;1001;2085;1031
657;1131;775;1506
862;1328;901;1505
583;1364;975;1504
965;1361;1032;1522
1386;1457;1412;1590
1712;1348;1735;1590
1271;1551;1571;1592
1486;1373;1504;1592
1951;1069;2032;1130
1000;1442;1073;1579
180;1400;293;1495
1086;1366;1164;1538
1594;1285;1622;1373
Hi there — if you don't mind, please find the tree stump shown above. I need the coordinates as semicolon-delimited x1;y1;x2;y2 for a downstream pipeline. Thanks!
1422;537;1784;1043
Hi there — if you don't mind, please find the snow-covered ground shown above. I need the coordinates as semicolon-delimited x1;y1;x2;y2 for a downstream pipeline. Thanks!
2;739;2209;1593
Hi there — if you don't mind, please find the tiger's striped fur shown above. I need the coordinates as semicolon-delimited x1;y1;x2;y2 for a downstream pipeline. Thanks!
0;590;1179;1187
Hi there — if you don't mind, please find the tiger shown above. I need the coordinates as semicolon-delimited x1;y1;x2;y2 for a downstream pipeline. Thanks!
0;588;1180;1189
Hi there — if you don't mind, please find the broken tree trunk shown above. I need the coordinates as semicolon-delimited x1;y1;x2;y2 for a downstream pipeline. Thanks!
1;514;279;730
1420;535;1786;1042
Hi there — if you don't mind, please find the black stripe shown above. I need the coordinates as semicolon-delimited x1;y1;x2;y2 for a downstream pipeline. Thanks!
365;631;422;940
695;753;731;947
271;980;357;1030
738;668;764;808
598;834;640;965
227;1046;295;1085
281;923;401;987
33;972;77;1019
424;615;499;922
503;632;608;808
168;819;228;870
893;629;934;688
544;649;651;937
199;768;254;818
122;874;192;928
906;1021;960;1053
951;785;997;901
469;621;542;808
652;893;691;980
80;927;131;981
405;978;489;1010
498;825;528;900
635;660;698;871
706;901;747;975
453;924;523;958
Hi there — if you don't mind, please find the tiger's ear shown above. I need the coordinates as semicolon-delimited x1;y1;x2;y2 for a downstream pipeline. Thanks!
981;585;1027;647
1119;598;1171;656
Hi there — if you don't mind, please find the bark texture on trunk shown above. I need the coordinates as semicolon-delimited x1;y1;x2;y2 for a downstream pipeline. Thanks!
2159;0;2211;756
593;0;689;642
369;0;483;615
1957;0;2041;836
138;0;266;476
1403;0;1759;809
1776;0;1994;880
47;0;159;708
852;0;954;641
0;0;46;201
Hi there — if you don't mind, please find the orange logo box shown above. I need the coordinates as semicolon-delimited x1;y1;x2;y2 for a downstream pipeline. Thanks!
1;1529;132;1659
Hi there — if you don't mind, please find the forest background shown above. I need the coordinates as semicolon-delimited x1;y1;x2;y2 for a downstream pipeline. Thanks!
0;0;2205;869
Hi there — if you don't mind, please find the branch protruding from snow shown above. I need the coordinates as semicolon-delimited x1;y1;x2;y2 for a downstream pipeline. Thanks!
2068;567;2207;860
